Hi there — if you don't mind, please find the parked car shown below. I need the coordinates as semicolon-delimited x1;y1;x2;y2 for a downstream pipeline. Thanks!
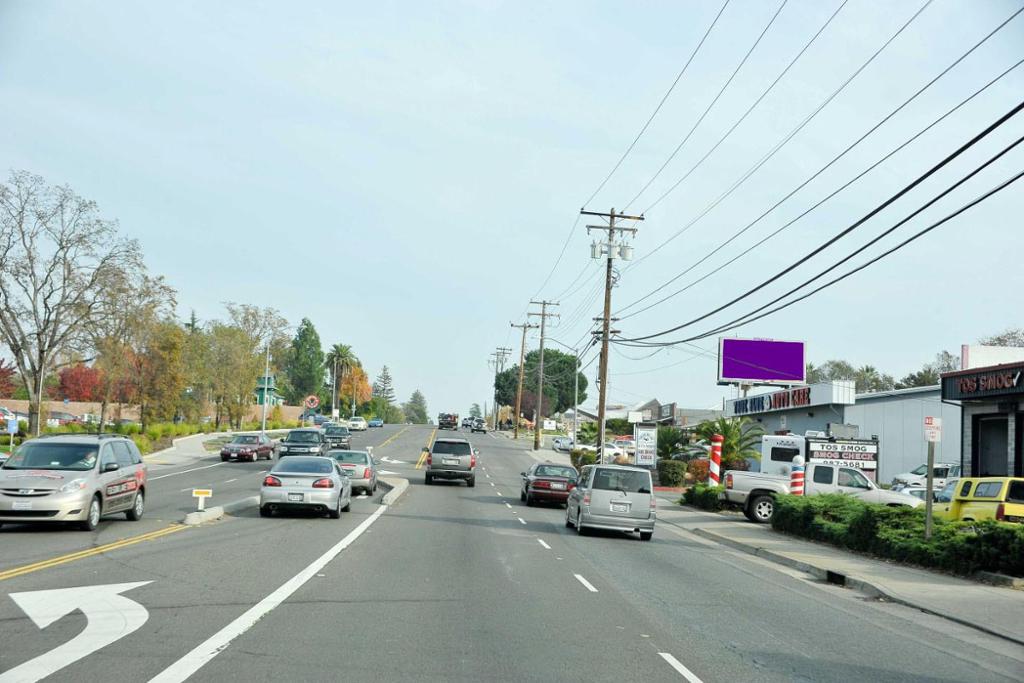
565;464;655;541
520;462;578;506
724;463;923;524
897;485;930;502
551;436;574;452
328;449;377;495
576;442;626;460
891;463;961;490
613;437;636;455
934;477;1024;524
471;418;487;433
323;424;353;450
259;456;351;518
0;434;147;531
220;433;275;462
424;438;476;487
277;428;328;457
348;416;368;432
0;406;16;421
312;414;329;426
368;418;384;428
936;478;961;503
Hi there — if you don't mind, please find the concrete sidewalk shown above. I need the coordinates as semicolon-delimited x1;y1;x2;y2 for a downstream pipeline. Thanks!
657;500;1024;647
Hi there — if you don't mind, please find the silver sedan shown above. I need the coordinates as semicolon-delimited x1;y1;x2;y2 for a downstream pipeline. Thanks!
259;456;352;519
328;449;377;495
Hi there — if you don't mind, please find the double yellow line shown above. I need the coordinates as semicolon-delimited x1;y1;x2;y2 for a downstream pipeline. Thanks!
414;428;437;469
0;523;187;582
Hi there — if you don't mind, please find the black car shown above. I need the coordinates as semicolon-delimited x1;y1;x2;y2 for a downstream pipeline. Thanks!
323;424;352;450
277;428;328;457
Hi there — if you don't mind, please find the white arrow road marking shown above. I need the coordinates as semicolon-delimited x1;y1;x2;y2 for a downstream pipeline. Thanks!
379;456;406;464
378;470;399;475
1;581;152;683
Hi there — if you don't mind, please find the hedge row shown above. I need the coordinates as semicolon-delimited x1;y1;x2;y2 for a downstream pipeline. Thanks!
682;483;724;512
656;460;687;487
772;494;1024;578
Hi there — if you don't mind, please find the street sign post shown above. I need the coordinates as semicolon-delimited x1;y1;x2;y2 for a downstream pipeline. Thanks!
192;488;212;512
634;424;657;468
924;417;942;540
6;417;17;455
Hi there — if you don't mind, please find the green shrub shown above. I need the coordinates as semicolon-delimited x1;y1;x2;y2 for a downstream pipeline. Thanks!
132;435;153;454
656;460;687;487
570;449;596;472
771;494;1024;577
683;483;724;511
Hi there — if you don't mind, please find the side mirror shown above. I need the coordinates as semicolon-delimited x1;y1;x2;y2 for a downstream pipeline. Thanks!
520;472;526;477
103;462;119;472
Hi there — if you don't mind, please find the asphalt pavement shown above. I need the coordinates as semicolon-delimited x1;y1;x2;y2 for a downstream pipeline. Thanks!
1;425;1022;682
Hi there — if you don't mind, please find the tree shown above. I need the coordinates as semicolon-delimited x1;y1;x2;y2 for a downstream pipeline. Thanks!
286;319;324;403
207;322;262;429
371;365;397;405
804;359;894;393
657;426;689;460
980;328;1024;347
576;422;598;446
58;364;101;401
468;403;482;419
495;349;588;415
338;364;372;410
134;320;186;429
403;390;429;424
694;417;764;469
0;359;15;398
324;343;359;412
0;171;144;434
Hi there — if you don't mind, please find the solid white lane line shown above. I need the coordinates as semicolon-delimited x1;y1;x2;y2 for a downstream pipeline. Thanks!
658;653;704;683
149;505;388;683
573;574;598;593
505;503;512;509
150;463;224;481
537;539;551;550
518;518;526;525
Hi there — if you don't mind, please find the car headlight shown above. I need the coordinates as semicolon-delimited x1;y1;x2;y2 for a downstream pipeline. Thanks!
59;478;88;493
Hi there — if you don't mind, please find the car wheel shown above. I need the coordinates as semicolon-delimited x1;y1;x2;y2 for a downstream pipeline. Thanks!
425;474;432;485
640;531;653;542
259;505;272;517
565;506;574;528
525;492;533;507
576;511;587;536
79;496;102;531
520;489;526;502
342;494;351;512
467;476;476;488
328;498;342;519
749;495;774;524
126;490;145;521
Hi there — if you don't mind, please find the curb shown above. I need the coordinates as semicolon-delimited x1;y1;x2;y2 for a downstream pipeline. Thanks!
685;525;1024;648
379;477;409;506
183;496;259;526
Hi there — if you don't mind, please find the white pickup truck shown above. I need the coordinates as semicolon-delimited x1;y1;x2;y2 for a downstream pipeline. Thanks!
724;463;923;523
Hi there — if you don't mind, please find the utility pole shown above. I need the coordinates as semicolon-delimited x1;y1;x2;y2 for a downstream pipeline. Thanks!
260;341;271;435
510;321;538;439
528;300;560;451
331;357;338;418
583;207;643;463
489;347;512;430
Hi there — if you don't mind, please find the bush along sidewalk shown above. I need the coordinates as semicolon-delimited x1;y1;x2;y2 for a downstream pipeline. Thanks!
656;460;687;487
682;483;725;512
771;494;1024;579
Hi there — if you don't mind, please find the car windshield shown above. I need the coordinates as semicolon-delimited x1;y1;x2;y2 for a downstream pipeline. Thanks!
284;432;320;443
232;435;259;444
331;451;369;464
535;466;576;479
433;441;471;456
272;458;334;474
592;468;651;493
910;465;929;475
325;426;350;435
3;442;98;471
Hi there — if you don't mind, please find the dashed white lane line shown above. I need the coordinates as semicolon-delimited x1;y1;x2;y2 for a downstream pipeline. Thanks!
518;518;526;525
537;539;551;550
150;463;224;481
224;478;238;484
573;574;598;593
489;482;495;487
496;491;503;497
505;503;512;509
485;473;491;478
658;653;704;682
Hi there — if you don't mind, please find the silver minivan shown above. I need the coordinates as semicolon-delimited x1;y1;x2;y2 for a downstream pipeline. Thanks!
565;464;655;541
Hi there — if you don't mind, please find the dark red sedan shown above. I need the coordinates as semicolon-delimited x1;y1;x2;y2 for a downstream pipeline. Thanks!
520;463;578;507
220;433;275;462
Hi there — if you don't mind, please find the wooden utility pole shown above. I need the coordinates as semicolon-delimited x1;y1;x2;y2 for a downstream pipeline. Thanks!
583;207;643;463
489;347;512;430
529;300;559;451
510;321;538;439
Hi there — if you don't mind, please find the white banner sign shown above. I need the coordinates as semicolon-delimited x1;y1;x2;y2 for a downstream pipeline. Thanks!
924;416;942;443
634;425;657;467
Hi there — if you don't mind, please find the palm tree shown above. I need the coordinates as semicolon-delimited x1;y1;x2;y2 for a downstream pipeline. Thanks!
694;417;764;468
324;344;359;414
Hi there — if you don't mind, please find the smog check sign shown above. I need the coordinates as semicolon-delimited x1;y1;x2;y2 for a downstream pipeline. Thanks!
807;440;878;472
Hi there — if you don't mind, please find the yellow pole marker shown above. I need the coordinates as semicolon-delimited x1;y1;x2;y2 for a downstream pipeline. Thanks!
192;489;213;511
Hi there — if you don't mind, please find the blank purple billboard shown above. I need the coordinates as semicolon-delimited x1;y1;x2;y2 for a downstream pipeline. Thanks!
718;338;806;386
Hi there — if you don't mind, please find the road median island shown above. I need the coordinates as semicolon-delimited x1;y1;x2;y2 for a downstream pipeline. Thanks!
379;477;409;506
183;496;259;525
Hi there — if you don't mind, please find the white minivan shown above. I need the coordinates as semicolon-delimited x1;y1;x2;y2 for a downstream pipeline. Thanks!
565;464;655;541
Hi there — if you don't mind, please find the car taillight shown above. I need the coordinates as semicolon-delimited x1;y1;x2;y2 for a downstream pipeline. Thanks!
568;482;576;490
263;475;282;487
427;453;432;465
650;497;657;510
726;473;733;489
312;478;335;488
470;455;476;468
995;503;1005;521
362;468;371;479
583;492;591;505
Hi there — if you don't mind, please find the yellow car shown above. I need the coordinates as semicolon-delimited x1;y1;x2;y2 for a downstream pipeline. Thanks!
935;477;1024;523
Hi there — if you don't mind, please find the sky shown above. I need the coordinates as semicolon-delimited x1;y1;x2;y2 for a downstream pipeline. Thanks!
2;0;1022;416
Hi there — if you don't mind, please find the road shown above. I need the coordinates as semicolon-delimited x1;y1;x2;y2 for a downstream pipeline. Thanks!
1;425;1022;682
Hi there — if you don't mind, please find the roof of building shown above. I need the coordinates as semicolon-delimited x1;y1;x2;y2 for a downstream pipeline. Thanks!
854;385;941;401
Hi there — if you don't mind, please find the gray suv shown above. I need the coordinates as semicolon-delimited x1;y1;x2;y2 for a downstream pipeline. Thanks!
0;434;148;531
425;438;476;487
566;464;655;541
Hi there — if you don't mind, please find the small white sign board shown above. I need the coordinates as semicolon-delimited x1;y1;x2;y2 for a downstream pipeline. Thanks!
924;416;942;443
627;411;643;424
5;418;17;435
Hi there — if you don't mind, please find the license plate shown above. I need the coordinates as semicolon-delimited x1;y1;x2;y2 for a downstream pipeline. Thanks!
13;501;32;511
610;502;628;513
551;482;566;490
288;493;303;502
442;458;460;465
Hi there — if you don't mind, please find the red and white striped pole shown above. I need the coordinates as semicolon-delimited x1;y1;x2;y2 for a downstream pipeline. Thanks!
709;434;723;485
790;455;805;496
